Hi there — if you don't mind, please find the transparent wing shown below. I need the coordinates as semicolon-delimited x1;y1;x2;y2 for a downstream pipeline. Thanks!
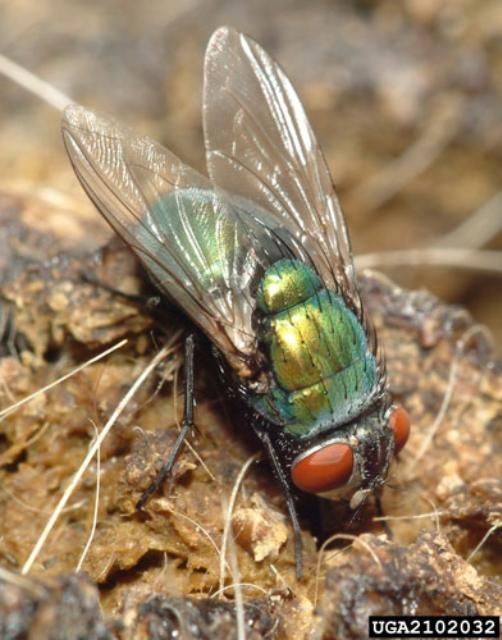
203;26;361;311
62;104;287;373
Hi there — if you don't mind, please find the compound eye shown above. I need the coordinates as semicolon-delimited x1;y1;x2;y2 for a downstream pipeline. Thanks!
291;443;353;494
389;405;410;454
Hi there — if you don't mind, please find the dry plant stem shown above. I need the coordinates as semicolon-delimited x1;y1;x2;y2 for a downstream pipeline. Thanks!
314;533;382;607
218;454;259;595
152;552;169;590
211;583;269;599
184;434;215;479
75;421;101;572
0;0;199;113
1;482;85;515
373;511;448;522
408;324;490;474
0;339;128;421
0;420;51;467
268;563;293;592
161;504;232;575
467;522;502;562
355;248;502;274
437;191;502;249
0;567;46;597
21;341;176;575
352;98;462;211
374;503;443;537
227;533;245;640
421;495;442;534
0;53;71;111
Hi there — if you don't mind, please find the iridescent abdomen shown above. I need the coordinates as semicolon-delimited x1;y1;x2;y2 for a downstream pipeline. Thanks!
253;259;377;437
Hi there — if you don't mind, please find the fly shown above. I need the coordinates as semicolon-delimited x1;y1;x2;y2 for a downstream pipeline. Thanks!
61;26;411;578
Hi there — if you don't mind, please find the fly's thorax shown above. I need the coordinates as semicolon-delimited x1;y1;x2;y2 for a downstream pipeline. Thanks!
251;259;378;438
256;258;322;313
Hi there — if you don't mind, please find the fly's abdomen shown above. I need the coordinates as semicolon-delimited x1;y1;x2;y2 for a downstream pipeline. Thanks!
253;259;377;437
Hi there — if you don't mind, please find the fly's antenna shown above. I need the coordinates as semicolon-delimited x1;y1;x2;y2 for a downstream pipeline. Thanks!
0;53;72;112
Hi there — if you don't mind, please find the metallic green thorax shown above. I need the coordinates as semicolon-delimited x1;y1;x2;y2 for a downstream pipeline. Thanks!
253;259;377;437
147;189;238;291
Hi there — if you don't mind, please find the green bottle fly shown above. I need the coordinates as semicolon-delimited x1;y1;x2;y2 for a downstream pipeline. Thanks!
61;26;411;578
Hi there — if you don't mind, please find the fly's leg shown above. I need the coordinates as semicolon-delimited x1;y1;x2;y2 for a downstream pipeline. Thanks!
136;333;195;509
0;301;17;357
0;300;29;358
255;429;304;579
81;272;162;310
375;493;392;539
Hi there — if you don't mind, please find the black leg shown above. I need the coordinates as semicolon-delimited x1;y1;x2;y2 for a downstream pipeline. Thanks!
136;333;195;509
256;429;304;579
81;272;162;310
0;302;15;357
375;492;392;539
0;301;29;358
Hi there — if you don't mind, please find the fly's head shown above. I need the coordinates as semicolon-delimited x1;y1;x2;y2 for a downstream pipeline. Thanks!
290;400;410;508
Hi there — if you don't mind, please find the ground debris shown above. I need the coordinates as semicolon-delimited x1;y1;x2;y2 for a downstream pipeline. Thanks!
0;572;280;640
116;594;277;640
0;572;109;640
232;492;289;563
1;1;501;631
312;532;502;640
0;201;500;637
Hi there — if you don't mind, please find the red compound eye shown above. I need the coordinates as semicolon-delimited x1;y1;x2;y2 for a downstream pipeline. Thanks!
389;405;411;454
291;443;353;494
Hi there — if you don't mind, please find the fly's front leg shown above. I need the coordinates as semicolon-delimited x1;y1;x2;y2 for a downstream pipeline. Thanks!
136;333;195;509
374;492;392;539
254;428;305;580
